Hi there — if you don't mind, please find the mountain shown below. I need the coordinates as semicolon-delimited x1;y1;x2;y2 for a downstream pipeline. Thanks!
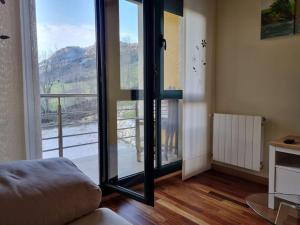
39;45;96;89
39;42;139;94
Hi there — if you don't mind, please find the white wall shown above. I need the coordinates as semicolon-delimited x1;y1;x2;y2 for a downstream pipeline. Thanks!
215;0;300;177
0;0;26;162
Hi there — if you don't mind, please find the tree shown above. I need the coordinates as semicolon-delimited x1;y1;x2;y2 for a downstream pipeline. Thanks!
120;36;139;89
39;51;60;114
271;0;293;19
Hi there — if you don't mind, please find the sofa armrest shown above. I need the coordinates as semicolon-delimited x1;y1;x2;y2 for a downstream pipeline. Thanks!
0;158;101;225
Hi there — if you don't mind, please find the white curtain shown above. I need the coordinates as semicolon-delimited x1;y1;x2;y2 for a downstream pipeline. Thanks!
182;0;215;180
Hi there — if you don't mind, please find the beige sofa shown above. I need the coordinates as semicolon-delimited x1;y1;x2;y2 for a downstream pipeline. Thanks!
0;158;131;225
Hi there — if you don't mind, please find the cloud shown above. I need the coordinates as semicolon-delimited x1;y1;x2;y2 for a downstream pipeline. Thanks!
37;23;96;56
36;23;139;59
120;32;138;43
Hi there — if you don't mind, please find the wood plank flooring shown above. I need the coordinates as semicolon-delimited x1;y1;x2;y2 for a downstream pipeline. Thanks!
102;170;269;225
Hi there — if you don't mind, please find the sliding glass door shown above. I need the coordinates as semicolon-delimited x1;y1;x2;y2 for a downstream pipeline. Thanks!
99;0;183;205
98;0;155;205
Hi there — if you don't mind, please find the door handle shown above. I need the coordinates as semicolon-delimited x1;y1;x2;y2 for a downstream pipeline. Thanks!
162;38;167;50
160;34;167;50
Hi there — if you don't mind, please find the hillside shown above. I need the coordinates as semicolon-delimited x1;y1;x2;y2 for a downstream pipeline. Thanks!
39;42;139;94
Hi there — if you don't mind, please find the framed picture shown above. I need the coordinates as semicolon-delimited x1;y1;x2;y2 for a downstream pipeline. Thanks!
296;0;300;33
261;0;295;39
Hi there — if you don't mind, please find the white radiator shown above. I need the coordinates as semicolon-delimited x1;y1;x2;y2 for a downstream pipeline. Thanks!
212;113;263;171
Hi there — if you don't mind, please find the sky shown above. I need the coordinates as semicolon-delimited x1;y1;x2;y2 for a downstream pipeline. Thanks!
36;0;139;57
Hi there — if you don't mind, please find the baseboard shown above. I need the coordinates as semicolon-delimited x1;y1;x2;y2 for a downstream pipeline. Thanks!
212;163;268;185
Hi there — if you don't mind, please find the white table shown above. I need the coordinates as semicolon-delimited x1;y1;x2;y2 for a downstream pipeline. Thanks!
269;136;300;209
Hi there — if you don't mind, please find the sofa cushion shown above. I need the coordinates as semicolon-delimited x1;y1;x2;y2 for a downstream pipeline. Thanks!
68;208;132;225
0;158;101;225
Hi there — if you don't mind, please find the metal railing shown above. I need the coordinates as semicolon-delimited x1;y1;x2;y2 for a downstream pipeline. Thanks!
41;94;98;157
40;94;140;157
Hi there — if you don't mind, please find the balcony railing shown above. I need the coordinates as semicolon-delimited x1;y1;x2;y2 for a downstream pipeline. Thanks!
40;94;139;158
41;94;179;165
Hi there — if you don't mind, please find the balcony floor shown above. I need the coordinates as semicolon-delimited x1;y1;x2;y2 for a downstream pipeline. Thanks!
44;142;180;184
42;122;180;184
73;144;180;184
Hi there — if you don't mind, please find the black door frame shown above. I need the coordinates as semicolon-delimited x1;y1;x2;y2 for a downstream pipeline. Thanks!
96;0;155;206
96;0;183;206
155;0;184;171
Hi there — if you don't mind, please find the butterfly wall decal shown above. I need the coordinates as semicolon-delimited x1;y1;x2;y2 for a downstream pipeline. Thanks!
0;0;10;40
0;35;10;39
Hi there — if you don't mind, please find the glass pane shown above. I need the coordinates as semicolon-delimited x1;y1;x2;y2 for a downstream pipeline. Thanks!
117;101;144;178
246;193;300;225
36;0;99;184
161;99;182;165
164;11;183;91
119;0;144;90
105;0;146;195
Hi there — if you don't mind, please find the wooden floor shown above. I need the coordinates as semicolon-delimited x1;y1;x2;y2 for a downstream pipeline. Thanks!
102;170;269;225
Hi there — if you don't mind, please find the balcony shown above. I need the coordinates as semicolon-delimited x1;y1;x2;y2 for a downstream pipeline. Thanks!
41;94;181;184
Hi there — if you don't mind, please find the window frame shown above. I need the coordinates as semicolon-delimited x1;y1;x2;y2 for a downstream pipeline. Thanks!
20;0;42;160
